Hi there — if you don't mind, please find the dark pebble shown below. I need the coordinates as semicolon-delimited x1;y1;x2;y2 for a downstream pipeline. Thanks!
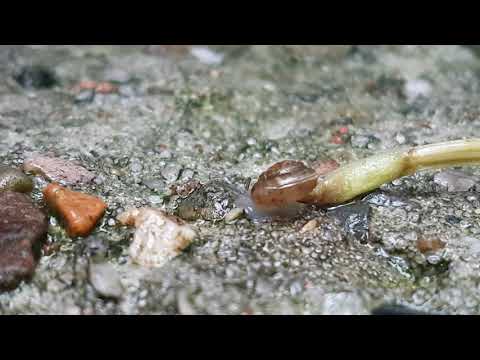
0;192;48;290
14;65;58;89
445;215;462;225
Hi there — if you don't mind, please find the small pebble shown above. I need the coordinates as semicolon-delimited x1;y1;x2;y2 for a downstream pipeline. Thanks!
161;164;181;183
43;183;107;238
74;89;95;104
224;208;244;223
426;254;442;265
300;219;318;233
104;69;131;84
170;180;202;197
83;235;109;259
433;170;477;192
143;178;165;191
89;262;124;300
416;238;446;254
148;195;162;204
395;133;406;144
190;47;224;65
23;153;96;185
75;80;98;91
117;208;196;268
351;135;372;149
404;79;432;102
95;82;118;94
14;65;57;89
0;166;33;193
118;86;136;97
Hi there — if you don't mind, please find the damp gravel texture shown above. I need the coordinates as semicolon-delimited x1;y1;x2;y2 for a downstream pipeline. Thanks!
2;45;480;314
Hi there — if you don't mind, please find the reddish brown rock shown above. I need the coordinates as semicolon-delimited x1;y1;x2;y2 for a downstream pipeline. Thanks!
95;82;118;94
23;153;95;185
74;80;98;91
0;192;48;290
416;238;446;254
43;183;107;238
73;81;118;94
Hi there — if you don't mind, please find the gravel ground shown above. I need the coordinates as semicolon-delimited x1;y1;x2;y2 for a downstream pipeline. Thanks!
1;45;480;314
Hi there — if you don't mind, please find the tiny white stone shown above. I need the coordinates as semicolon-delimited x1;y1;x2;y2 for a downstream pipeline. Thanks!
224;208;244;223
89;262;124;299
118;208;196;268
190;47;224;65
404;79;432;101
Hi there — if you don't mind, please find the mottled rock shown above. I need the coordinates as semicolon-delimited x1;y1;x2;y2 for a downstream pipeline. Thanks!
14;65;58;89
23;153;96;185
118;208;196;268
43;184;107;238
176;180;239;221
0;192;48;290
0;166;33;193
89;262;124;299
169;180;202;197
328;202;371;243
433;170;477;192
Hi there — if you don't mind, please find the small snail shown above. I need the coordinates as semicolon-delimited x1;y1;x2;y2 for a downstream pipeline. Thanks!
250;160;318;209
243;139;480;220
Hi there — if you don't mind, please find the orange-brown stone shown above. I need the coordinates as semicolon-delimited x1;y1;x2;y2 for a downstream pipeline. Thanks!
43;183;107;238
95;82;118;94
